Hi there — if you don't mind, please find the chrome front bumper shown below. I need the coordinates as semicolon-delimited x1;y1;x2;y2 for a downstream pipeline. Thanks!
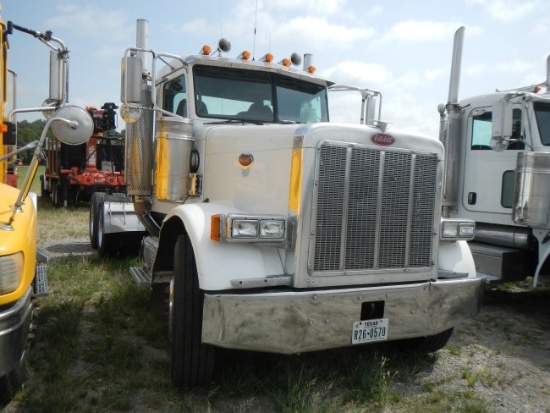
0;287;33;376
202;276;484;354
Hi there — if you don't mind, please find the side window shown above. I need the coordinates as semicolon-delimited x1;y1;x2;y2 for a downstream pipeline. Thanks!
501;170;515;208
162;75;187;116
471;108;523;150
508;108;524;150
471;111;492;150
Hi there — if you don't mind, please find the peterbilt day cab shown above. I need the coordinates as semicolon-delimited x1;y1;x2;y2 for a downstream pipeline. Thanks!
101;19;485;387
439;27;550;287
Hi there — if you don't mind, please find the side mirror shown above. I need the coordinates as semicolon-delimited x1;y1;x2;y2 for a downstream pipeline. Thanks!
1;105;93;230
492;99;514;141
49;50;67;103
51;105;94;145
490;135;510;152
120;55;143;123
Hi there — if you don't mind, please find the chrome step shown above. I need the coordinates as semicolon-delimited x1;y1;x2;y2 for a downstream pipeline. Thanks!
130;266;151;288
34;265;49;296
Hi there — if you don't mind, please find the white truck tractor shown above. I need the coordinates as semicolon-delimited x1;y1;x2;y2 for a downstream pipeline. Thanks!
93;19;485;387
439;27;550;287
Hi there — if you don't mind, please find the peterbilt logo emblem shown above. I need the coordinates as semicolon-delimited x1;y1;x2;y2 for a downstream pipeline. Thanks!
371;133;395;146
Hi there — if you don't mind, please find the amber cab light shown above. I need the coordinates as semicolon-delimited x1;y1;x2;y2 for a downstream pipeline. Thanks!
211;214;221;241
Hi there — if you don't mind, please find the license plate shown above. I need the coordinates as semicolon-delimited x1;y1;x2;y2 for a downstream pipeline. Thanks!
351;318;389;344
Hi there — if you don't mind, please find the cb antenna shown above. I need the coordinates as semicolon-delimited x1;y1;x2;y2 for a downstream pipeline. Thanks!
253;0;258;59
219;0;223;38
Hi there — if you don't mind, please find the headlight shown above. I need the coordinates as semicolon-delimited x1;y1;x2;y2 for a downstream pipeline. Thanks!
232;219;259;238
0;252;23;294
440;219;475;241
214;214;287;243
259;220;286;239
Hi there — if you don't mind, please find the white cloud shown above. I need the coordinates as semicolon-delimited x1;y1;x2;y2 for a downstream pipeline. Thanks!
321;60;393;86
273;16;374;49
466;64;487;75
46;4;131;40
168;18;210;35
264;0;347;15
466;0;538;22
495;59;535;74
367;6;384;18
384;20;458;42
425;69;445;81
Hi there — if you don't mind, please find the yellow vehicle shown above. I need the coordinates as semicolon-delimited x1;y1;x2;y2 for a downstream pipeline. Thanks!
0;13;92;405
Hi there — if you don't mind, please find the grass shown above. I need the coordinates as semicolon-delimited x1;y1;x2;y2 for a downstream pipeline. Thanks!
12;164;44;194
8;200;500;412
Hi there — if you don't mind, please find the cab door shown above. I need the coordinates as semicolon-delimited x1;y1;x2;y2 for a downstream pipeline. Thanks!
462;106;523;221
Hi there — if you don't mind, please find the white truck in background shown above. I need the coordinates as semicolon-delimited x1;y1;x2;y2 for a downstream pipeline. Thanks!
95;19;485;387
439;27;550;287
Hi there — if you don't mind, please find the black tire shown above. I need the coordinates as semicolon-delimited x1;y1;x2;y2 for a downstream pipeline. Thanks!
40;175;50;198
89;192;106;249
402;328;454;353
121;232;144;256
51;179;64;208
0;351;27;407
170;234;215;387
97;206;119;257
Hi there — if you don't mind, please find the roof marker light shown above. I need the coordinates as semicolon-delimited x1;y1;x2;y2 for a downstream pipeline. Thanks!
238;50;251;60
201;45;212;55
260;53;274;63
280;58;291;67
307;66;316;74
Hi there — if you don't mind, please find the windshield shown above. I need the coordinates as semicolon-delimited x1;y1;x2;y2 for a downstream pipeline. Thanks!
534;101;550;146
191;65;329;123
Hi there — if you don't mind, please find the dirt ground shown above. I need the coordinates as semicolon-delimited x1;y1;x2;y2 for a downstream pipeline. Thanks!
5;236;550;412
418;285;550;413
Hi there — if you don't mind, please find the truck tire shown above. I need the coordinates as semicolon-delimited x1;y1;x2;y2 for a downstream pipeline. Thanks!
0;352;27;407
89;192;106;249
51;180;63;208
97;206;119;257
170;234;215;387
40;175;50;198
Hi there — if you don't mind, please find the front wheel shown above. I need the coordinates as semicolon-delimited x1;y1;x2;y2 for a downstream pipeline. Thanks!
170;234;215;387
0;352;27;407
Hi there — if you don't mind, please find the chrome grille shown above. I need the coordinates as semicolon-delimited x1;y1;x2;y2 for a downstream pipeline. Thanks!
312;143;438;273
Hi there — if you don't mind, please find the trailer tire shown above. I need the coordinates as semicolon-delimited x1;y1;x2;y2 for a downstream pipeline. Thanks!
97;206;119;257
89;192;106;249
170;233;215;387
0;351;27;407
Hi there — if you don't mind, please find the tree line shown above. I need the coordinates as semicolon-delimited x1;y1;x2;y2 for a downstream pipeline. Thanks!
13;119;124;164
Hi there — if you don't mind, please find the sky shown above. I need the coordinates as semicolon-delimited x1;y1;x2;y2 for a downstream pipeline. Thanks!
2;0;550;139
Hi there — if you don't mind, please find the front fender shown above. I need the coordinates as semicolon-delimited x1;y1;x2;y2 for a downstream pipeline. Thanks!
437;240;477;279
161;203;285;291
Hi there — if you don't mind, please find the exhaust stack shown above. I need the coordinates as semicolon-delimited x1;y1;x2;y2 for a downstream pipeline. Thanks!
125;19;158;235
440;26;466;217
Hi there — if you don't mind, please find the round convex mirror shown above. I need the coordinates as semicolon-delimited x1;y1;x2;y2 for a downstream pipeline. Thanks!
51;105;94;145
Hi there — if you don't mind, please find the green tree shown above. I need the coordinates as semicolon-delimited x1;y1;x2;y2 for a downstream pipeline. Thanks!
16;119;51;164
